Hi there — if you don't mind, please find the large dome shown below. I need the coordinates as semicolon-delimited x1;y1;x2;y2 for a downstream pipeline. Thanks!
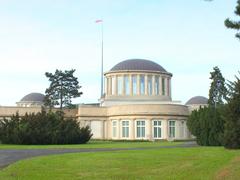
110;59;167;72
185;96;208;105
20;93;45;102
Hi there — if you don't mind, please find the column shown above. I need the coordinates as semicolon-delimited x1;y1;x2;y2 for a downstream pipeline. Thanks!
159;76;162;95
131;119;135;140
115;75;118;95
148;119;152;141
164;78;167;96
152;75;155;95
137;74;140;95
129;74;132;96
118;119;121;139
169;78;171;98
109;77;112;95
123;74;125;95
145;75;148;95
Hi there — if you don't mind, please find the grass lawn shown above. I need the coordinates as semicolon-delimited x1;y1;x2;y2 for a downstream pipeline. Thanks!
0;146;240;180
0;140;181;149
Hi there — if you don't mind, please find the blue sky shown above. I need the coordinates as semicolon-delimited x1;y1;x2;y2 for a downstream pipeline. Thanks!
0;0;239;105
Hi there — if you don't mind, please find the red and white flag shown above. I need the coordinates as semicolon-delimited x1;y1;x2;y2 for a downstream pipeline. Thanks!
95;19;103;23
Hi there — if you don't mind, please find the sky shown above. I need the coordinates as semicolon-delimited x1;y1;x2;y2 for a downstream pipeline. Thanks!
0;0;239;106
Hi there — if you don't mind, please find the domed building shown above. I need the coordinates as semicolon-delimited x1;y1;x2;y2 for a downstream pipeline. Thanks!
77;59;192;140
16;93;45;107
185;96;208;111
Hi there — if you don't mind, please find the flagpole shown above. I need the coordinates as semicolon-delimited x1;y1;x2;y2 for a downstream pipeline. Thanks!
101;21;103;98
96;19;104;99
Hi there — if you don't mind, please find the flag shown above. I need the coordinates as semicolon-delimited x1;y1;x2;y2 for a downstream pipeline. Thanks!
95;19;103;23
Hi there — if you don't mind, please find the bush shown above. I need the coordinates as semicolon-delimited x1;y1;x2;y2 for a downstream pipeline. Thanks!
0;111;92;145
187;106;224;146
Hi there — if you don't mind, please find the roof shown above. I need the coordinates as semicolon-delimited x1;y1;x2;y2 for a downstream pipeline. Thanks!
20;93;45;102
110;59;167;72
185;96;208;105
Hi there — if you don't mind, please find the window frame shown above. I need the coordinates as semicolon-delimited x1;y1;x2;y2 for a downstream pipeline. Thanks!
135;120;146;139
152;120;162;139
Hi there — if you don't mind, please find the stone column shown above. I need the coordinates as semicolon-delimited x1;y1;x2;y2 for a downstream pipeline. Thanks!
123;74;125;95
164;78;167;97
152;75;155;95
129;74;132;96
131;119;135;140
115;75;118;95
145;75;148;95
148;119;152;140
137;74;140;95
159;76;162;95
118;119;121;139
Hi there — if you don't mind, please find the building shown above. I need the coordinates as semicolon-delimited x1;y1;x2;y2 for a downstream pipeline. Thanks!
0;59;208;141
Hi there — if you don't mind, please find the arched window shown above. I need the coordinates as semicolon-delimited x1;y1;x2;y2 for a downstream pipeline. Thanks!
132;75;137;95
111;76;115;95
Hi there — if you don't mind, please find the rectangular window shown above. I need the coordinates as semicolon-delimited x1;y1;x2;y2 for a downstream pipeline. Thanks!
155;76;159;95
122;121;129;138
153;120;162;138
112;121;117;138
132;75;137;95
162;78;165;95
124;75;130;95
140;75;145;95
147;75;152;95
117;76;123;95
136;120;145;138
169;120;175;138
111;76;115;95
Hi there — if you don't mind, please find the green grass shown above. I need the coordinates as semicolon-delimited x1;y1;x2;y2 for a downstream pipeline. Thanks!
0;140;181;149
1;147;240;180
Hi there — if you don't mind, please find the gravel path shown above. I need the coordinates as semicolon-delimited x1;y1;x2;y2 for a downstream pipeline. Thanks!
0;141;198;169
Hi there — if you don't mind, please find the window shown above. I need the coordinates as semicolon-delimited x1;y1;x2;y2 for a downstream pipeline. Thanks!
169;120;175;138
153;120;162;139
132;75;137;95
112;120;117;138
136;120;145;138
155;76;159;95
162;78;165;95
179;121;185;138
122;121;129;138
147;75;152;95
140;75;145;95
124;75;130;95
111;76;115;95
117;76;123;95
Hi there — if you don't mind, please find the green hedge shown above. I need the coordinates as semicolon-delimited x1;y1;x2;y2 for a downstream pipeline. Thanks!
0;111;92;145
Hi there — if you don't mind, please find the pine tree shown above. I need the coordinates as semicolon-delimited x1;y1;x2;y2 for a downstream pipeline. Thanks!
208;66;227;106
45;69;83;110
225;0;240;40
224;73;240;149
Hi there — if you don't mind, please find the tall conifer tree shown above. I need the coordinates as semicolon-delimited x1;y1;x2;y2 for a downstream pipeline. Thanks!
225;0;240;40
224;73;240;149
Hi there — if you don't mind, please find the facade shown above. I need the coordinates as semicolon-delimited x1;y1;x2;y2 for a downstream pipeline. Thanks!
76;59;207;141
0;59;208;141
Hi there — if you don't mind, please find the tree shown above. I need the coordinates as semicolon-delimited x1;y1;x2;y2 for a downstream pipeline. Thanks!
225;0;240;40
187;67;226;146
224;73;240;149
208;66;227;106
45;69;83;110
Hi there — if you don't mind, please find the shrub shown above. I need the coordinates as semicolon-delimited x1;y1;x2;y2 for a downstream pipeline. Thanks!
0;111;92;145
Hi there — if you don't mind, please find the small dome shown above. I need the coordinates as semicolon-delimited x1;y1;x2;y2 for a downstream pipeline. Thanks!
110;59;167;72
185;96;208;105
20;93;45;102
